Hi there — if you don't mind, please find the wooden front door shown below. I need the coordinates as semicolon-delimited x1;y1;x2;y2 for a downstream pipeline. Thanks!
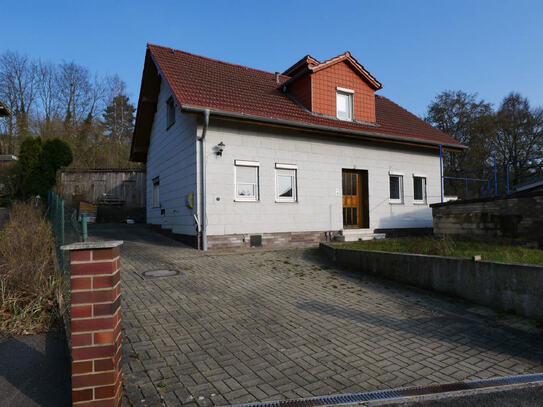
342;170;369;229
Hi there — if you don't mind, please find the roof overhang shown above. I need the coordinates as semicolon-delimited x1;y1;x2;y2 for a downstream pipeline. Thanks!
181;104;466;152
130;49;161;162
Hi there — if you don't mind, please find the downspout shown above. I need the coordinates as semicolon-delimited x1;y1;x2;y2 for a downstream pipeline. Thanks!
198;109;210;250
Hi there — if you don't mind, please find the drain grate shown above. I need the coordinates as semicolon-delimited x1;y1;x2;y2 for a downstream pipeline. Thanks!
142;269;181;278
226;373;543;407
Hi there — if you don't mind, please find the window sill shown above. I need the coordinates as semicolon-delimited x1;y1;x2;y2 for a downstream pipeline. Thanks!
275;200;298;203
389;200;404;205
413;201;427;205
234;199;259;202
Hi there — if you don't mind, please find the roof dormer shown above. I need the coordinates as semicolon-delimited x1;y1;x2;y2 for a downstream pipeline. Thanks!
283;52;382;123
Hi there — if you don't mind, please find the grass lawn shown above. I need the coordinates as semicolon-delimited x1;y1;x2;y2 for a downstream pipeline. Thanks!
333;236;543;265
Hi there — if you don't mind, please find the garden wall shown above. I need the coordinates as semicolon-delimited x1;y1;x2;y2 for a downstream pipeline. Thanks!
320;243;543;321
431;191;543;244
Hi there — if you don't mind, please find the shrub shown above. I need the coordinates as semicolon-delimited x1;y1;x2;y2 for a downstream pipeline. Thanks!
0;201;62;336
18;136;73;198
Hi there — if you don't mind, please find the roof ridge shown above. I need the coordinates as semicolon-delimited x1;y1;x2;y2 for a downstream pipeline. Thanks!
310;51;382;90
147;43;291;80
312;51;350;68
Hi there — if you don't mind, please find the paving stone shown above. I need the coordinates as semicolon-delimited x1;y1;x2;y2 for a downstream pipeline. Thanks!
90;225;543;407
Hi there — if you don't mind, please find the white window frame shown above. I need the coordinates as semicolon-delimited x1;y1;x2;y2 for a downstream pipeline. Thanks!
275;163;298;203
166;97;175;129
336;88;354;121
413;175;427;204
152;177;160;208
389;173;404;204
234;160;260;202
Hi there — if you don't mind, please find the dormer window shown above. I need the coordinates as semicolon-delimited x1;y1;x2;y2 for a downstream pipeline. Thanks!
336;88;354;121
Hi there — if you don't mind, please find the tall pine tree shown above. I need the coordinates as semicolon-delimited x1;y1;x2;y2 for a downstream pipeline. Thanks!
102;94;135;167
103;95;135;144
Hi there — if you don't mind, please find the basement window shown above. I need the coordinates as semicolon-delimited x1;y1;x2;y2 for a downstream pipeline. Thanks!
166;97;175;129
152;177;160;208
413;176;427;204
389;174;404;204
235;160;259;201
336;88;354;121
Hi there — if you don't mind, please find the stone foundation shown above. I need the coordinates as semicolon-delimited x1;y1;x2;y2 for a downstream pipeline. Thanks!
207;230;334;250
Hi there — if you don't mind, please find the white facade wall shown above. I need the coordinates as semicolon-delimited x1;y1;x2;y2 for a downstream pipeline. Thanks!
146;81;198;235
202;119;442;236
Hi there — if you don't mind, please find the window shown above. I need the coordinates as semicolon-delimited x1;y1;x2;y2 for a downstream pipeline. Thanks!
275;164;297;202
235;160;259;201
152;177;160;208
389;174;404;203
166;97;175;129
336;88;353;121
413;176;427;204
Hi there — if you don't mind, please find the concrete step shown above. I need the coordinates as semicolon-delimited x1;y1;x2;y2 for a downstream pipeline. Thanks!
342;229;386;242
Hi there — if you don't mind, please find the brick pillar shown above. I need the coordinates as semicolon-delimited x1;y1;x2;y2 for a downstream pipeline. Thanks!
62;241;123;407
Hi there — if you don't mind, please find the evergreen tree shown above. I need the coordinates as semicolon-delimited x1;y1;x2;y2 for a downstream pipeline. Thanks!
103;95;135;144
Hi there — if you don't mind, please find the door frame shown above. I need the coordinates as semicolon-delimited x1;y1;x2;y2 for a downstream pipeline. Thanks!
341;169;369;229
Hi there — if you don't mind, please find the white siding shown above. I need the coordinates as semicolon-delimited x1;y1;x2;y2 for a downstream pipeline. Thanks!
203;119;441;236
146;81;197;235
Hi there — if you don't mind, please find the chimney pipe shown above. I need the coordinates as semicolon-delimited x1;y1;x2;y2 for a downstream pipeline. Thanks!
275;72;279;83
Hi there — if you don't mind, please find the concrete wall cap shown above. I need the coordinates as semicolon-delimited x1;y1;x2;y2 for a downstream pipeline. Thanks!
61;241;124;251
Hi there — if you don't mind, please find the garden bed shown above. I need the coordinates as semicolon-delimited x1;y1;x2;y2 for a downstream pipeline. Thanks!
333;236;543;265
0;202;63;337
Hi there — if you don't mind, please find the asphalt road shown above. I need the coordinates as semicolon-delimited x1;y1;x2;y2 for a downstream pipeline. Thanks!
0;332;70;407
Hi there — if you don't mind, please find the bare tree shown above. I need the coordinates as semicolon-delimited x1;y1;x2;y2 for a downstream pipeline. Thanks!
492;93;543;180
35;60;60;138
0;51;37;152
0;49;138;168
56;62;92;127
425;90;495;172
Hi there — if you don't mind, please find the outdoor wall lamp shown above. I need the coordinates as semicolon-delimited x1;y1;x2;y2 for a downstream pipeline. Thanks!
216;141;225;156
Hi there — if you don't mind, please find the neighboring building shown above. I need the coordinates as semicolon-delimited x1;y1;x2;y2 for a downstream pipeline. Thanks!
0;154;17;168
131;44;465;249
0;100;10;117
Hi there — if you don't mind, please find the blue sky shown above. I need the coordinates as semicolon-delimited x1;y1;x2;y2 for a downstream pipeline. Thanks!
4;0;543;116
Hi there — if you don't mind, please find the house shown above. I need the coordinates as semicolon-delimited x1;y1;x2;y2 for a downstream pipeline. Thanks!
131;44;465;250
0;100;10;117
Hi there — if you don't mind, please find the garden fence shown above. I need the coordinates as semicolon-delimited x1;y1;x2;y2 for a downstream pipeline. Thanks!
46;190;85;273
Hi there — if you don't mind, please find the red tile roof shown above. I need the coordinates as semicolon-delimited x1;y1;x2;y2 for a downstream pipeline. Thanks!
146;44;463;150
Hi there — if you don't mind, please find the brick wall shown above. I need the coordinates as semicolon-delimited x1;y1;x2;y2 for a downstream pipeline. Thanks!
288;73;312;110
312;61;376;122
63;241;123;407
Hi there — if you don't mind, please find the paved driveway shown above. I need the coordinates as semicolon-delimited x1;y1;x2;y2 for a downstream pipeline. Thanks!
89;225;543;407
